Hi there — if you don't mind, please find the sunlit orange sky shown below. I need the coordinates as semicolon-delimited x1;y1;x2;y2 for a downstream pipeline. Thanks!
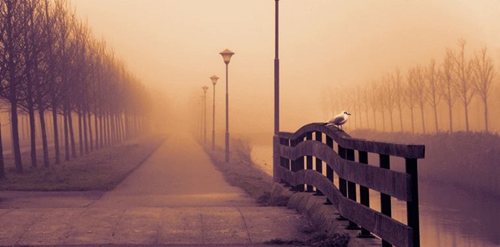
71;0;500;134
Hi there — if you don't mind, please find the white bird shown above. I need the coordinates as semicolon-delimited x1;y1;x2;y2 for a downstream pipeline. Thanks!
326;111;351;129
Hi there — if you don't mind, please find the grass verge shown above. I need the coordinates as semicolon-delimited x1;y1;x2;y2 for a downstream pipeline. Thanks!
203;138;289;206
203;138;349;247
0;135;165;191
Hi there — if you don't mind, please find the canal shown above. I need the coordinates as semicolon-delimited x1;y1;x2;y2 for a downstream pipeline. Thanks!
251;144;500;247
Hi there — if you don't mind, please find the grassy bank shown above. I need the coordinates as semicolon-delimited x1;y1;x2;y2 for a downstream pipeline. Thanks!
0;135;165;191
351;130;500;196
203;138;288;206
203;138;349;247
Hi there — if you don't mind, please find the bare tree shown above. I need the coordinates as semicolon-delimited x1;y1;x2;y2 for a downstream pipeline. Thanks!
472;47;496;132
355;86;363;128
391;68;405;132
0;0;25;172
425;59;442;133
439;48;457;133
454;38;475;132
381;74;396;132
369;82;379;131
412;65;427;134
363;87;370;129
405;68;417;134
18;0;46;168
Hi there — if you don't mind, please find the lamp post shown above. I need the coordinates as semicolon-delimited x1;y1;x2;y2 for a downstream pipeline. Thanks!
219;49;234;163
210;75;219;150
273;0;280;182
202;86;209;143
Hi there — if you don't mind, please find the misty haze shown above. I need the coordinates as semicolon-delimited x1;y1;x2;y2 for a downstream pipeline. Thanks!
1;1;500;247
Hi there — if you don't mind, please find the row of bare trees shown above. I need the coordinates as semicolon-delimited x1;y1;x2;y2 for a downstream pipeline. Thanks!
0;0;152;178
323;39;497;134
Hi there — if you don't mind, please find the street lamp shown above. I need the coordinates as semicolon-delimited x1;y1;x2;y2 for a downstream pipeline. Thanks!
219;48;234;162
210;75;219;150
202;85;209;144
273;0;280;182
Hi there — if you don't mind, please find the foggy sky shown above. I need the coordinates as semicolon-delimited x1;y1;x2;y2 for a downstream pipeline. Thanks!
71;0;500;134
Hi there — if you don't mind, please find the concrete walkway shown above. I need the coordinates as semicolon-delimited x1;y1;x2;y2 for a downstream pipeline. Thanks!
0;133;311;246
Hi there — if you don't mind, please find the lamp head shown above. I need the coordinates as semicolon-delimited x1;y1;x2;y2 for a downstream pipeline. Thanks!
202;85;209;93
219;49;235;64
210;75;219;85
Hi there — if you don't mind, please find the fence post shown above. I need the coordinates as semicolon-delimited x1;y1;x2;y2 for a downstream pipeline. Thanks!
306;132;314;192
406;158;420;247
358;151;373;238
380;154;392;247
314;131;324;196
338;144;347;198
273;135;280;182
280;137;291;187
346;148;359;230
337;144;348;221
325;135;334;204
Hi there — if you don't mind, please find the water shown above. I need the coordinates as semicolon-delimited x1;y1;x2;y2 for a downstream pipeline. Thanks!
251;144;500;247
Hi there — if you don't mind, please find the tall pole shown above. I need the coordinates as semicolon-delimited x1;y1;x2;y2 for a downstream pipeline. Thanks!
210;75;218;150
273;0;280;182
202;86;208;143
200;96;203;140
225;63;229;162
219;49;234;163
212;84;216;150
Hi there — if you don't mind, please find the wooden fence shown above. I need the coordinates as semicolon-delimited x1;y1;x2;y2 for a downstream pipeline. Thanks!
273;123;425;247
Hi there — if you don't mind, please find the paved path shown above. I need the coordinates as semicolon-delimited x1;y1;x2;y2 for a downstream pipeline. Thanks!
0;133;310;246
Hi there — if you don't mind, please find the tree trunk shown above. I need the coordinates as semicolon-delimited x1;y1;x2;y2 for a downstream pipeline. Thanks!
11;105;23;173
389;111;394;132
381;112;386;132
21;115;26;140
111;115;116;143
94;113;99;150
63;111;69;161
88;112;93;152
107;115;112;145
0;124;5;179
68;110;76;158
83;111;88;154
420;104;426;134
464;101;470;132
99;115;104;147
51;104;60;164
410;108;415;134
448;102;453;134
398;107;404;132
118;115;124;142
28;108;37;168
38;109;50;167
372;110;377;131
484;97;489;133
433;106;439;133
77;111;83;155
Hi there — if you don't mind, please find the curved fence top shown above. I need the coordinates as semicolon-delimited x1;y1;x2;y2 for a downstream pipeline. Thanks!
278;123;425;159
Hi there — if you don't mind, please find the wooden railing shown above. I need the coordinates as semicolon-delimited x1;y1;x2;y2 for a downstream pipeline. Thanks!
273;123;425;247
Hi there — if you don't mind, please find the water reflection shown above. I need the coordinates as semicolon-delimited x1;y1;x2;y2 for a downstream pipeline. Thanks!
251;144;500;247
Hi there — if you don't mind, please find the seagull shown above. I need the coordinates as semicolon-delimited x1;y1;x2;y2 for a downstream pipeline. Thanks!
326;111;351;129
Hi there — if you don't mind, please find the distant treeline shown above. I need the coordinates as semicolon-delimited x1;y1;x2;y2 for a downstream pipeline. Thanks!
0;0;155;178
322;38;496;134
352;129;500;196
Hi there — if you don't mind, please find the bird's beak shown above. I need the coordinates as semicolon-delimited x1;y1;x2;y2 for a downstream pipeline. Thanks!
347;113;351;115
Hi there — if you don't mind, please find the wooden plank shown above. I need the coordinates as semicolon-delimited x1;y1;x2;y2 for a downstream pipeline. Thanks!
278;123;425;159
280;141;412;201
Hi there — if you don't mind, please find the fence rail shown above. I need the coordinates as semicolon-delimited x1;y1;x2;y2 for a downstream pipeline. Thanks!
273;123;425;247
